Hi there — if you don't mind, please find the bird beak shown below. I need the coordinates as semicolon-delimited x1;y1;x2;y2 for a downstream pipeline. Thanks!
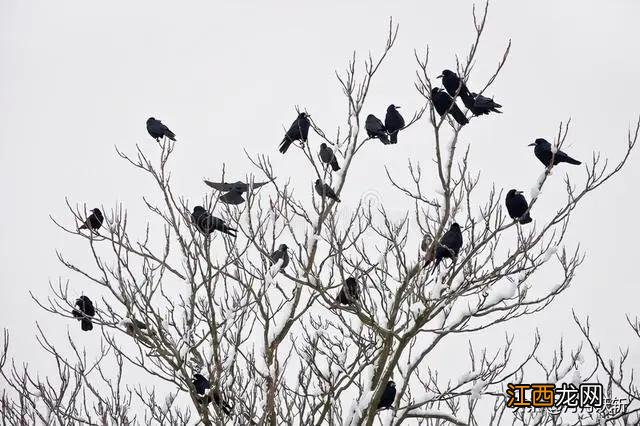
396;106;401;109
528;143;536;146
517;191;523;194
436;75;443;79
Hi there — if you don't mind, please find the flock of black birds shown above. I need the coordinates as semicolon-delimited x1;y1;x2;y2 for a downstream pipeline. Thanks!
68;69;582;414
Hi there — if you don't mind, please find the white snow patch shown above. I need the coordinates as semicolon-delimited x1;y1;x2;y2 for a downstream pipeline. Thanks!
306;233;319;253
551;146;558;154
451;273;465;291
457;371;478;386
484;280;518;307
542;246;558;262
530;186;541;200
470;379;487;401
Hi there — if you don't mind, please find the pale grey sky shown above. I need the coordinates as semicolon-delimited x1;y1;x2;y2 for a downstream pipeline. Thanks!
1;0;639;406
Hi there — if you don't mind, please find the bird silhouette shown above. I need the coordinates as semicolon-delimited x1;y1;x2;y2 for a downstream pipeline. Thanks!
146;117;176;141
337;277;359;305
191;206;237;237
315;179;340;202
529;139;581;167
431;88;468;126
365;114;390;144
319;143;341;171
385;105;405;144
72;295;96;331
438;70;472;101
425;223;463;267
505;189;533;224
280;112;310;154
468;92;502;115
79;208;104;231
377;381;396;410
204;179;271;205
270;244;290;270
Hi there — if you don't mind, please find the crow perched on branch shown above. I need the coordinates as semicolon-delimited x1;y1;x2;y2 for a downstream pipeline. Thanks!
279;112;310;154
365;114;390;144
337;277;359;305
529;138;581;167
431;88;468;126
505;189;533;224
72;295;95;331
319;143;341;171
270;244;290;270
191;206;237;237
79;208;103;231
425;223;463;267
377;381;396;410
385;105;405;144
146;117;176;141
315;179;340;202
468;92;502;115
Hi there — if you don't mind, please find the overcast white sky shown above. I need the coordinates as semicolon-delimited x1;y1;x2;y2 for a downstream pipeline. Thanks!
1;0;640;411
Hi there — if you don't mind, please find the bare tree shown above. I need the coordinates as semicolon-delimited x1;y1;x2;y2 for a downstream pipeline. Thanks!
1;3;638;425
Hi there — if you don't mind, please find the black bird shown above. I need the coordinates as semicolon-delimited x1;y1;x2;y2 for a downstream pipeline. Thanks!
468;92;502;116
377;381;396;410
204;179;272;205
193;373;211;395
79;208;104;231
72;295;95;331
365;114;390;144
438;69;472;100
315;179;340;202
122;317;147;335
528;139;581;167
505;189;533;224
270;244;290;270
191;206;237;237
279;112;310;154
337;277;359;305
385;105;405;144
146;117;176;141
194;375;233;415
425;223;463;267
431;88;468;126
319;143;341;171
211;390;233;415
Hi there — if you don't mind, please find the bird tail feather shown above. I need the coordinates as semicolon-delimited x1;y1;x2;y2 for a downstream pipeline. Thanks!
279;138;291;154
565;156;581;165
452;109;469;126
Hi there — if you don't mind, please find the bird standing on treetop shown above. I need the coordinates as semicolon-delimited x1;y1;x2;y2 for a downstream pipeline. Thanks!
204;179;272;205
72;295;96;331
315;179;341;202
365;114;390;144
385;105;405;144
529;138;581;167
377;381;396;410
79;208;104;231
191;206;237;237
468;92;502;115
146;117;176;141
279;112;310;154
337;277;359;305
425;223;463;267
431;88;469;126
270;244;289;270
505;189;533;224
319;143;341;171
